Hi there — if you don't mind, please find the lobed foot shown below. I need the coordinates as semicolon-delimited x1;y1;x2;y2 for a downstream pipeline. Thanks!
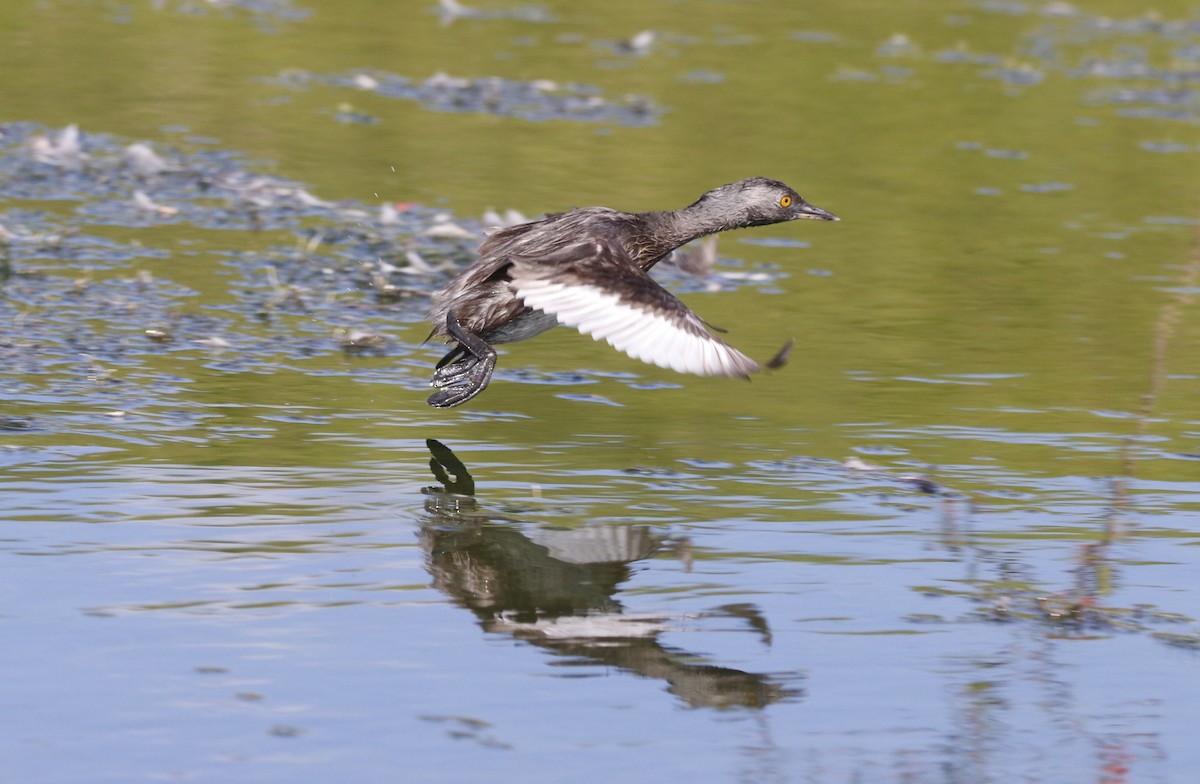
427;312;499;408
431;356;479;388
427;353;497;408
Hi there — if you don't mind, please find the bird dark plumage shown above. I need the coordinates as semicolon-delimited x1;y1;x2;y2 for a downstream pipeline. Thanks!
426;177;838;408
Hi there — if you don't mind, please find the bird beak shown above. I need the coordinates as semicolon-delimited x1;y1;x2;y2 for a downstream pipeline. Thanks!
796;201;839;221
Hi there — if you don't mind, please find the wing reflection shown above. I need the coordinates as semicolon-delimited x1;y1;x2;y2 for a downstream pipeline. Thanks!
420;438;802;709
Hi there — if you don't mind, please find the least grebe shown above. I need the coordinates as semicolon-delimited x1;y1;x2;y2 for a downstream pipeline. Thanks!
426;177;838;408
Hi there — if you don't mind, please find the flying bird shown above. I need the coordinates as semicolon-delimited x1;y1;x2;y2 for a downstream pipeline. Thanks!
426;177;838;408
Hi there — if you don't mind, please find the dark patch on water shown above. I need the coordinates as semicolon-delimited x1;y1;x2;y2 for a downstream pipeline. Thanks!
851;6;1200;126
981;64;1045;85
1;123;785;418
0;123;464;407
933;46;1004;66
1020;181;1074;193
264;69;663;127
1140;140;1197;153
678;69;725;85
789;30;840;44
152;0;313;32
0;123;380;234
918;553;1196;646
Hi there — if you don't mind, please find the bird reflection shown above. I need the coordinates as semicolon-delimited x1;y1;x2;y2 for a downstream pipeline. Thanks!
420;439;801;709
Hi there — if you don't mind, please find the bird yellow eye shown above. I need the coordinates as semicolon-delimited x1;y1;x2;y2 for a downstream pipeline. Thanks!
780;195;793;208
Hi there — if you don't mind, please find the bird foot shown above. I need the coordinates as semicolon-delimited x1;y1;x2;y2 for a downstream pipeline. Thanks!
428;312;499;408
427;353;497;408
765;339;794;370
430;356;479;387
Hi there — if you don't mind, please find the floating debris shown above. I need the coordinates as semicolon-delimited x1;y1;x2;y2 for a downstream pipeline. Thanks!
1042;2;1080;17
830;67;880;83
193;336;233;350
608;30;655;57
152;0;313;32
975;1;1032;15
1154;631;1200;650
122;142;172;177
1140;140;1196;153
1020;181;1074;193
678;69;725;85
984;148;1029;159
266;69;663;127
331;104;379;125
335;327;387;353
981;62;1045;85
843;456;944;495
481;207;528;229
876;33;920;58
789;30;839;44
926;575;1197;645
432;0;554;25
933;43;1004;65
665;235;718;276
26;124;85;169
423;214;476;240
351;73;379;91
132;190;179;216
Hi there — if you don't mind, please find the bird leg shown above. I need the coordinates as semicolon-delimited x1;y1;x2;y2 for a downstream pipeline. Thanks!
427;313;498;408
434;344;468;371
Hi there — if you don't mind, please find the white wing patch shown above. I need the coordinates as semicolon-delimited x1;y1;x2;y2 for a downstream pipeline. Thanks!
513;278;760;377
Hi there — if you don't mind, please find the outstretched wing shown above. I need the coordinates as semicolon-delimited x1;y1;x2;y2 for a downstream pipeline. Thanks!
508;236;765;378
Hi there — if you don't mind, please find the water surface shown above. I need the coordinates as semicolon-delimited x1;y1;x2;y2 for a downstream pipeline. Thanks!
2;1;1200;782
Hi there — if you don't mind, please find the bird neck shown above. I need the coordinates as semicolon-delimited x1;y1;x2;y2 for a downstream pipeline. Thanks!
634;200;741;266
